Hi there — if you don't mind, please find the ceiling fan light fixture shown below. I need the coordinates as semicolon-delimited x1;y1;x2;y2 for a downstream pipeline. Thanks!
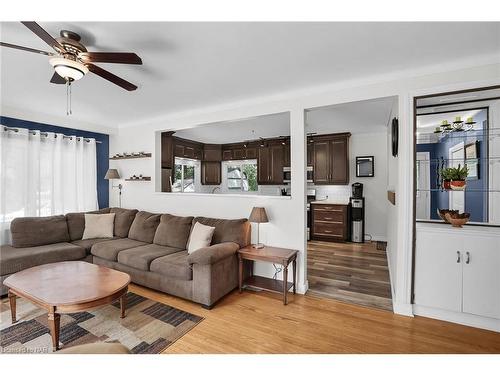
49;57;88;81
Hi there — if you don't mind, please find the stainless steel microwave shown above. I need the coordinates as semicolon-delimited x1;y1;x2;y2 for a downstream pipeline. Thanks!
283;166;314;184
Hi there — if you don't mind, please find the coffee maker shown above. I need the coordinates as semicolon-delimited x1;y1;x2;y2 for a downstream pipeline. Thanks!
350;183;365;243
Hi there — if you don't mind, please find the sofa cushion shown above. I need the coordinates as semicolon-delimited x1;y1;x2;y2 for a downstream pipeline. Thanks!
192;217;251;248
90;238;147;261
66;208;111;241
110;208;138;238
150;251;192;281
128;211;161;243
82;213;115;240
153;214;193;249
71;237;117;254
117;244;183;271
11;215;70;248
0;242;86;276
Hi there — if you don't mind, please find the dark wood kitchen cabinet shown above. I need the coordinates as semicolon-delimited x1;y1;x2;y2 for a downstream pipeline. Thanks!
161;132;175;168
201;161;221;185
312;133;350;185
174;139;203;160
258;143;284;185
203;144;222;161
311;203;348;242
283;140;291;168
222;145;258;161
307;140;314;167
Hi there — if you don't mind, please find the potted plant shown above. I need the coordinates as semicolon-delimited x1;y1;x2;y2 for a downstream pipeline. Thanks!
440;168;453;190
449;164;468;190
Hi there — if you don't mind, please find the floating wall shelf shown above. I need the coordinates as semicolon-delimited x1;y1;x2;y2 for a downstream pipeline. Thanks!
125;177;151;181
109;153;151;160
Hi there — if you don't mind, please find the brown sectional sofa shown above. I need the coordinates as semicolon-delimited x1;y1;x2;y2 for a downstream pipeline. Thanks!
0;208;251;309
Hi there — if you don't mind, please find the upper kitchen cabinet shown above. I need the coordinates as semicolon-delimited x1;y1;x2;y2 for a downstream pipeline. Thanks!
161;131;175;169
174;138;203;160
312;133;350;185
307;138;314;167
222;144;258;160
258;142;285;185
203;144;222;161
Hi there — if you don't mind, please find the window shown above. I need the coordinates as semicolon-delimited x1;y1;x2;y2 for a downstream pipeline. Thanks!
172;158;197;192
226;160;257;192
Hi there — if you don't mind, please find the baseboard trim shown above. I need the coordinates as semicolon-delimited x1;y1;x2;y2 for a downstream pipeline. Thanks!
393;302;414;316
297;280;308;295
413;304;500;333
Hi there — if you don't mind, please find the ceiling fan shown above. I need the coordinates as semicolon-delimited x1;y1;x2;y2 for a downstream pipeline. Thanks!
0;21;142;91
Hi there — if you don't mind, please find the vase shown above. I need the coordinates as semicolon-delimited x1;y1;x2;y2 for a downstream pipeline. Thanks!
442;180;451;190
450;180;466;191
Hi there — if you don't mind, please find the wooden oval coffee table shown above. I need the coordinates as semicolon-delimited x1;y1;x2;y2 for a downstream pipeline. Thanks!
4;261;131;351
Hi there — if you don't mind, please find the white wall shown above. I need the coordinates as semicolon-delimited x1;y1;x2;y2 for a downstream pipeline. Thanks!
313;131;389;241
110;61;500;313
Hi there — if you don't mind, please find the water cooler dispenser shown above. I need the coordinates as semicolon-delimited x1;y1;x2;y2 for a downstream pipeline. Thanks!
350;183;365;243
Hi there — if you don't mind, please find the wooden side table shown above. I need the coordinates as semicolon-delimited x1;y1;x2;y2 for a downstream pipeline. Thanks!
238;245;298;305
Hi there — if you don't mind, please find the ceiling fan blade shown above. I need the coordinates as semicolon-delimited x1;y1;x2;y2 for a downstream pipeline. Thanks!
21;21;65;53
79;52;142;65
50;72;66;84
86;63;138;91
0;41;54;56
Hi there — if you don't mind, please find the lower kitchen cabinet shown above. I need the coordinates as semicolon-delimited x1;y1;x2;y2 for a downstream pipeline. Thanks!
311;203;348;242
414;225;500;324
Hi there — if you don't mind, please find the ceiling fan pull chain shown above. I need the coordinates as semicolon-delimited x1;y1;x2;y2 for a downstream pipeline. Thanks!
66;80;73;116
69;81;72;115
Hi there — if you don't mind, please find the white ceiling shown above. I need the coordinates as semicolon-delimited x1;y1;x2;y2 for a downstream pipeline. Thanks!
306;96;397;134
174;112;290;144
1;22;499;130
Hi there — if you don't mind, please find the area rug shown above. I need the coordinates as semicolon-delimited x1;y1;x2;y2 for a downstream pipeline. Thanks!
0;292;203;354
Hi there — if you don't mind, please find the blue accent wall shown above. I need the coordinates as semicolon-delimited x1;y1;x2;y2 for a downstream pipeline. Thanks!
0;116;109;208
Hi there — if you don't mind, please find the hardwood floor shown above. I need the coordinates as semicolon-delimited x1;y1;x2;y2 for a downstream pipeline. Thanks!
307;240;393;311
129;284;500;353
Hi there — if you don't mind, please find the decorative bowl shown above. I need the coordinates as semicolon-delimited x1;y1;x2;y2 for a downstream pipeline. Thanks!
444;212;470;228
437;209;458;222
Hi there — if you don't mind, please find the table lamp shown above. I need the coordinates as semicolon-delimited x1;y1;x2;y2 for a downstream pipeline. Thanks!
105;168;122;207
249;207;269;249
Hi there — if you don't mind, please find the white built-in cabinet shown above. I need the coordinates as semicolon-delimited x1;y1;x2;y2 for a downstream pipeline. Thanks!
415;224;500;325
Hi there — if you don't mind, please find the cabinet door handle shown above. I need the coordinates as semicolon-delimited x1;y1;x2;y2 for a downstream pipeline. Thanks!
465;251;470;264
456;251;461;263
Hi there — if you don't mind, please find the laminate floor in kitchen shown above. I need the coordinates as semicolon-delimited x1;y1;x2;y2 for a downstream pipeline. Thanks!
307;240;393;311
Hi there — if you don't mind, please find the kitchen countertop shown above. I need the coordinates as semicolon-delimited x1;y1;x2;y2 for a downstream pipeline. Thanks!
311;200;349;205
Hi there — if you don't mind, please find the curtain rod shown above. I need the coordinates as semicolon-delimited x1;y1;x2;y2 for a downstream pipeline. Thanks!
2;126;103;144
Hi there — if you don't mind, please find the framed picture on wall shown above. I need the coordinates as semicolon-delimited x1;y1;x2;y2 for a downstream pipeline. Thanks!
465;141;480;180
356;156;374;177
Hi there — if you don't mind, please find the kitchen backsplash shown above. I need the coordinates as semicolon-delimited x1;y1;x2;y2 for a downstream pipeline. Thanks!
312;185;351;202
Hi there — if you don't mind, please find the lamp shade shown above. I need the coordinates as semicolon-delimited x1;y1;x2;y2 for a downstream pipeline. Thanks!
104;169;120;180
249;207;269;223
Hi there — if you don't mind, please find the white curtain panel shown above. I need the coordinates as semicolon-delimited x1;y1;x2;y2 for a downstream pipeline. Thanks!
0;128;98;244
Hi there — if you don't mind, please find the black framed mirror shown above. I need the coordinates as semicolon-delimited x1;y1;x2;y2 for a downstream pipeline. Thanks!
356;156;374;177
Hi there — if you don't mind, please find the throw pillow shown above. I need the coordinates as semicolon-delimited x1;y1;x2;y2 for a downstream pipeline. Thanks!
187;222;215;254
82;213;115;239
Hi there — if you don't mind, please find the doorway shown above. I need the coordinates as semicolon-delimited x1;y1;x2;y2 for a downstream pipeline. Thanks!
304;96;397;311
